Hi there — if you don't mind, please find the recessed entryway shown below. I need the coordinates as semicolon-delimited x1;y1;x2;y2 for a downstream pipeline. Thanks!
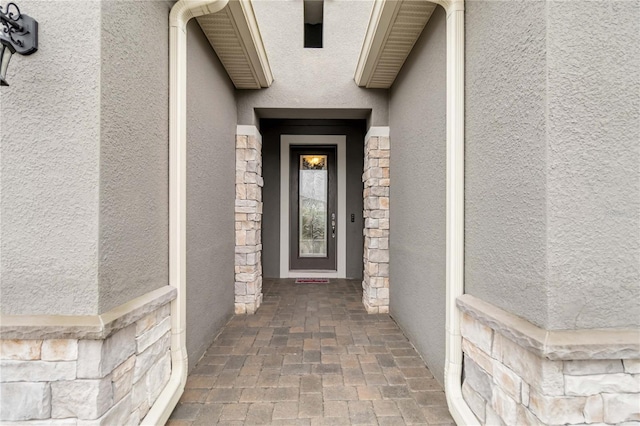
260;119;367;284
281;135;346;278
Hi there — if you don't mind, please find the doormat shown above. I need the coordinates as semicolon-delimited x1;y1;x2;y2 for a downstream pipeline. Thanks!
295;278;330;284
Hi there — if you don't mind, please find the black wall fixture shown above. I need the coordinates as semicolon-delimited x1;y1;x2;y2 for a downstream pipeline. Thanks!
0;2;38;86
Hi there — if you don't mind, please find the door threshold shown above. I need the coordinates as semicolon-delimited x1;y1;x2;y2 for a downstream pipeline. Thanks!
286;270;340;279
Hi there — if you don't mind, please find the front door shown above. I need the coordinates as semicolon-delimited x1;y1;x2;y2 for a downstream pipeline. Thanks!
289;146;337;270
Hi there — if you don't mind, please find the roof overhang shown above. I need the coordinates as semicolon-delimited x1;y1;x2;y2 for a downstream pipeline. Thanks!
355;0;438;89
196;0;273;89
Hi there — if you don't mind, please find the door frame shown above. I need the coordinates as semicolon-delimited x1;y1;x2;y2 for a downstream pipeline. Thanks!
280;135;346;278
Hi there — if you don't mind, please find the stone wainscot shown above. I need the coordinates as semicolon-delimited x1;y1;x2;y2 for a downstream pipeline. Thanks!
458;294;640;425
0;287;176;425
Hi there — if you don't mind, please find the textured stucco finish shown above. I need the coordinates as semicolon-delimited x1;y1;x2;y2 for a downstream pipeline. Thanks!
98;0;172;313
186;21;236;369
389;6;447;384
0;1;102;315
465;0;639;329
465;0;549;328
236;0;388;125
545;1;640;329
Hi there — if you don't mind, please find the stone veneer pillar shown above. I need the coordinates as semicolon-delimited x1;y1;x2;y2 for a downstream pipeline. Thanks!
362;130;390;314
234;128;263;314
0;287;176;425
457;294;640;425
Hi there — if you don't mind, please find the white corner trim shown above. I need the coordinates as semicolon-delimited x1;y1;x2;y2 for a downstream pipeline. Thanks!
364;126;390;142
280;135;347;279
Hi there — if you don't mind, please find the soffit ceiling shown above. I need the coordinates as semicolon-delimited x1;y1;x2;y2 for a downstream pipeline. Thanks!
355;0;437;89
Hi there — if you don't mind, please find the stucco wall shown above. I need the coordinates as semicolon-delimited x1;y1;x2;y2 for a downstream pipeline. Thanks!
236;0;388;125
465;0;639;330
98;0;172;313
0;1;101;315
388;6;447;384
186;20;236;368
465;0;549;328
545;1;640;329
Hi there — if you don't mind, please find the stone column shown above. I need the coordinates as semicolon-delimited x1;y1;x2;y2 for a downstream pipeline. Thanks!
234;130;263;314
362;132;390;313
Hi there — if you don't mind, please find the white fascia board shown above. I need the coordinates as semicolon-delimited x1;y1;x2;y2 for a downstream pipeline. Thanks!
227;0;274;88
354;0;401;88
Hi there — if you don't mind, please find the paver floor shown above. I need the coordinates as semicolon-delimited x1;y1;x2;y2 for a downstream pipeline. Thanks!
167;279;454;425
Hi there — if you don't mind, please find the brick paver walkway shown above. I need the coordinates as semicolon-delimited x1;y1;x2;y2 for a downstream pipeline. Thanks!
167;279;454;425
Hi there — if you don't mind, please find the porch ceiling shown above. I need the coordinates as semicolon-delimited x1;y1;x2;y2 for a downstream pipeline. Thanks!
355;0;437;89
196;0;273;89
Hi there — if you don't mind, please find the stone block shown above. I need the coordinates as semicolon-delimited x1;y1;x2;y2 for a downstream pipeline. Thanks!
602;393;640;424
367;138;379;150
0;340;42;360
235;282;247;296
377;263;389;277
133;332;170;382
0;382;51;421
623;359;640;374
492;360;522;403
583;394;603;423
379;197;389;210
461;313;493;355
77;394;132;426
492;333;564;396
52;378;113;420
77;325;136;379
377;288;389;299
236;135;248;149
368;249;389;263
147;353;171;404
112;355;135;403
491;386;518;426
529;389;587;424
464;356;492;401
565;373;640;396
517;405;545;426
0;360;76;382
563;359;624;375
41;340;78;362
136;312;158;337
484;404;505;426
136;317;171;354
462;381;486;422
462;339;493;375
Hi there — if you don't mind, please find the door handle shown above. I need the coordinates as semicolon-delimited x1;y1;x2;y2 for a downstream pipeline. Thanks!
331;213;336;238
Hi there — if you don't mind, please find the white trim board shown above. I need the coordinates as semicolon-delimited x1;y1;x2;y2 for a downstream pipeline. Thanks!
280;135;347;279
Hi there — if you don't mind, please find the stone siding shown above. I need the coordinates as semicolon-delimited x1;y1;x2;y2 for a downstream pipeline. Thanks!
234;132;263;314
362;134;390;313
0;301;172;424
458;296;640;425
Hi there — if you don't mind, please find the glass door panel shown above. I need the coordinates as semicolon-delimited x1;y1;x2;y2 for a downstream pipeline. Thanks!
299;155;328;257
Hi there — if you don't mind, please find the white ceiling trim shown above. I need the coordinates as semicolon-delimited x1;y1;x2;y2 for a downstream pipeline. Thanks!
355;0;437;89
196;0;273;89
